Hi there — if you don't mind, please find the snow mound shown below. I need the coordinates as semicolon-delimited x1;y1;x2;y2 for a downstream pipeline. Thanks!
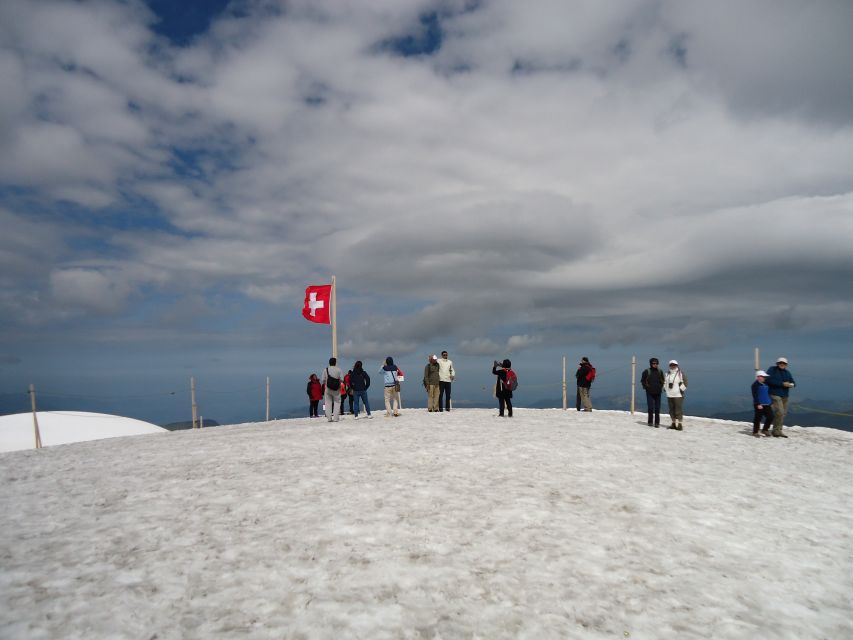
0;411;166;452
0;409;851;638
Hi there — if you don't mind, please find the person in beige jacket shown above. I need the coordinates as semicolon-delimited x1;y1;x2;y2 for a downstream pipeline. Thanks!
423;354;440;412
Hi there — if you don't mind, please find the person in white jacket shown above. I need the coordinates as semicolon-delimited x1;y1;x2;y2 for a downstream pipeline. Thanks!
664;359;688;430
437;350;455;412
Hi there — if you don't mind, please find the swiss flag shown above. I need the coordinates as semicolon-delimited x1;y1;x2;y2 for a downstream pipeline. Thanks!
302;284;332;324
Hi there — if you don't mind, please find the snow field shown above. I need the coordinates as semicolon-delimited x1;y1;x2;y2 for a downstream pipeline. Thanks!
1;409;851;639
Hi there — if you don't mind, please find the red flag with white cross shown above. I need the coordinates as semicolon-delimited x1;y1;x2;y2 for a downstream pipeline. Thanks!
302;284;332;324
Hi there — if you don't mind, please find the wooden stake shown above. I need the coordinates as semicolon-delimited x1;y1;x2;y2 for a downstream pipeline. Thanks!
266;376;270;422
562;356;567;410
754;347;760;371
191;376;198;429
29;384;42;449
630;355;637;415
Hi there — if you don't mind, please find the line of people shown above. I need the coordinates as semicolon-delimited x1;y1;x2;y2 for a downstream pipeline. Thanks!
309;353;798;438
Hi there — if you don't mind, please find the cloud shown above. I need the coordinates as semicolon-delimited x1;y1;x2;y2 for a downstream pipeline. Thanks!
1;0;852;362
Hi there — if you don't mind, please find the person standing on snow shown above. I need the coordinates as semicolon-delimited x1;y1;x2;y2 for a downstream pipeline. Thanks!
437;350;455;412
380;357;401;417
492;359;514;418
751;370;774;437
664;359;688;430
321;357;344;422
575;357;594;412
641;357;665;427
766;357;796;438
306;373;322;418
423;354;440;412
349;361;372;419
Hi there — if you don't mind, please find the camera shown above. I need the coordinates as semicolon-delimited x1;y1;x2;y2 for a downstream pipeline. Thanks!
668;382;674;389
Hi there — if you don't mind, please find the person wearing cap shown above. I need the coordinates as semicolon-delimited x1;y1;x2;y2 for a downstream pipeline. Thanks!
423;354;441;412
641;358;665;427
380;356;402;417
575;357;595;412
766;357;796;438
751;370;774;437
664;359;688;430
437;350;455;412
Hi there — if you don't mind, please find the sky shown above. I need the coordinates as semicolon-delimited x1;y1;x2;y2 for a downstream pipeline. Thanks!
1;0;852;424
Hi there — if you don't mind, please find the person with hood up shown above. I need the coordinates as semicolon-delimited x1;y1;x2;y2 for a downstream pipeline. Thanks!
349;361;372;419
380;356;401;417
751;370;774;437
766;357;796;438
321;357;344;422
492;359;514;417
664;359;688;430
576;357;594;412
641;357;665;427
423;354;440;412
306;373;322;418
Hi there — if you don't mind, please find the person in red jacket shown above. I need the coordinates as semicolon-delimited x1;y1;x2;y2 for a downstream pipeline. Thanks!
306;373;322;418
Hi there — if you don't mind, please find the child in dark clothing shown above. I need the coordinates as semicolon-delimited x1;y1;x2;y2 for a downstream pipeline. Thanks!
751;370;774;437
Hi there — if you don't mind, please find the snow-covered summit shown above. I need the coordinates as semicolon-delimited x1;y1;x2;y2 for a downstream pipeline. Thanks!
1;409;850;638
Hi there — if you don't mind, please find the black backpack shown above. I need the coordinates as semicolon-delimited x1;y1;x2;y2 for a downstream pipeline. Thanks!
325;368;341;391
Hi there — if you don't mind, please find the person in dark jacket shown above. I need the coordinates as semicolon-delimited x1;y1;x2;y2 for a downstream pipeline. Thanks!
306;373;322;418
492;359;514;417
751;370;774;437
576;357;594;412
641;357;665;427
766;357;795;438
349;361;372;419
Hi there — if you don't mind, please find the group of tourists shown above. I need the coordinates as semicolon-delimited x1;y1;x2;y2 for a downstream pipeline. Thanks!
307;352;798;437
308;352;456;421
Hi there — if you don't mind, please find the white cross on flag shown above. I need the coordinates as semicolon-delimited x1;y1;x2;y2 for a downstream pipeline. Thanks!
302;284;332;324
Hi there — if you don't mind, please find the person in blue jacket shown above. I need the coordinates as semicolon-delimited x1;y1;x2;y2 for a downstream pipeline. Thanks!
751;370;774;437
766;357;796;438
380;357;401;417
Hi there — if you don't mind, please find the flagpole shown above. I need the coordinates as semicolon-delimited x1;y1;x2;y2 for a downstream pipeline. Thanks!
331;275;337;359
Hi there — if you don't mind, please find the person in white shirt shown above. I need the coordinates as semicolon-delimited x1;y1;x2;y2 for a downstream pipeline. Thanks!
437;350;455;412
664;359;688;430
321;357;344;422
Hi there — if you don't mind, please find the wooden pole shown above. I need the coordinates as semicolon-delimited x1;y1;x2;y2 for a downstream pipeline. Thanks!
331;275;337;359
562;356;567;410
191;376;198;429
630;355;637;415
266;376;270;422
29;384;42;449
200;415;203;428
754;347;760;371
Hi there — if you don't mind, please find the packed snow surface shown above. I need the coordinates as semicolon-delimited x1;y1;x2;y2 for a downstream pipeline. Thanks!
1;409;851;639
0;411;166;453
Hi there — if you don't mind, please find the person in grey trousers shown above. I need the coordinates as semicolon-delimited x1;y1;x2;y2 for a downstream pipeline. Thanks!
321;357;344;422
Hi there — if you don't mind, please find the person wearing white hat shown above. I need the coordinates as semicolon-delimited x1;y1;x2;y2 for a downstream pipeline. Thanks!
423;354;441;412
751;370;774;437
765;357;796;438
664;359;688;430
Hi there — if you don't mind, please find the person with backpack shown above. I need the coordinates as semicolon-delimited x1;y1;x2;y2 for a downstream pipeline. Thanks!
306;373;322;418
664;359;688;430
423;354;440;412
321;357;344;422
640;357;665;427
492;359;515;418
349;361;372;419
576;357;595;412
380;356;401;417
